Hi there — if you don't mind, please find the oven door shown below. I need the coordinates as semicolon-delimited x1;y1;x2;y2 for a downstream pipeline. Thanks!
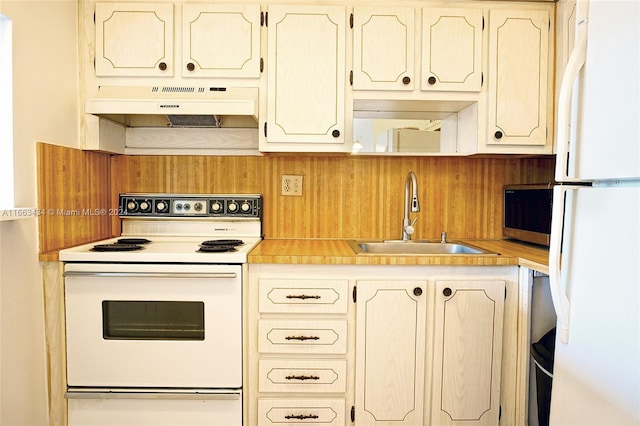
64;263;242;389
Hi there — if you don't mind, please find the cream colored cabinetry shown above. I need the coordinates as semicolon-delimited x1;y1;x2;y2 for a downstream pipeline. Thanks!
351;6;482;93
95;2;174;77
94;2;261;79
264;5;347;150
485;8;552;151
247;264;521;425
354;280;427;425
556;0;577;91
352;7;415;91
421;7;483;92
254;278;349;425
181;4;261;78
430;280;505;426
555;0;577;155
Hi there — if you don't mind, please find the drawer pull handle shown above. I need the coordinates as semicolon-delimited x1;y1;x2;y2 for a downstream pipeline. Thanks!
285;375;320;381
286;294;321;300
285;335;320;341
285;414;319;420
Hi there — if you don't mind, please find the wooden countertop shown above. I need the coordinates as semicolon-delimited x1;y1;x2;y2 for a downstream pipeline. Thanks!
248;238;549;274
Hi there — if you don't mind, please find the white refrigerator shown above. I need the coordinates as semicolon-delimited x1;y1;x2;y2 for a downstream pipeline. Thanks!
549;0;640;425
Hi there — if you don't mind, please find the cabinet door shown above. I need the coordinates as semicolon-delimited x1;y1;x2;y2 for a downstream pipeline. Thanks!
421;7;483;92
352;7;415;91
266;5;346;144
182;4;260;78
431;280;505;426
487;9;549;146
555;0;577;86
95;2;174;77
355;280;426;425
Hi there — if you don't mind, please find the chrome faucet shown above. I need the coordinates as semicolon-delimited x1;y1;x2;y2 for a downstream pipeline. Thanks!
402;171;421;241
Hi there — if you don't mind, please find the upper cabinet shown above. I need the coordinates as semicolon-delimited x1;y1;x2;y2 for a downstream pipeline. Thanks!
351;6;482;93
95;3;174;77
485;8;552;151
94;2;261;79
421;7;483;92
264;5;347;148
181;4;261;78
86;1;556;156
352;7;415;91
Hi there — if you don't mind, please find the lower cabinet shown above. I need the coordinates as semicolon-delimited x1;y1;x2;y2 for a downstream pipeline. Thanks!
257;399;346;424
247;265;516;425
354;280;427;425
430;280;506;426
250;277;350;424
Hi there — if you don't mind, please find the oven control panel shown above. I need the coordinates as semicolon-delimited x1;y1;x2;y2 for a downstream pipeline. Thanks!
119;194;262;218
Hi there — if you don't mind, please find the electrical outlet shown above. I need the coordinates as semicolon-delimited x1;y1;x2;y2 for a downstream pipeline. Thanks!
282;175;303;196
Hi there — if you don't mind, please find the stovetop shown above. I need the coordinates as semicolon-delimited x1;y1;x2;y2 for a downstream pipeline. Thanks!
59;193;263;263
59;236;262;263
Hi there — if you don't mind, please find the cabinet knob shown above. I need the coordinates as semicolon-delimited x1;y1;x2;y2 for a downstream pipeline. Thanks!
158;62;167;71
332;129;341;138
402;76;411;85
443;287;452;297
428;76;437;85
186;62;195;71
413;287;423;296
494;130;503;139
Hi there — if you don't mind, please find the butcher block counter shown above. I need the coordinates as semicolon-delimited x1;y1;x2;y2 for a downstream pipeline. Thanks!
248;239;549;274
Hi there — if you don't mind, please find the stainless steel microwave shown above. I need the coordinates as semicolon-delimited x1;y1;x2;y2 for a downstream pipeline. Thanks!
503;184;555;246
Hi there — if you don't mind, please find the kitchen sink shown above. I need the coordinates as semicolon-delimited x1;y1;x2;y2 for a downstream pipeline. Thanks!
348;240;497;255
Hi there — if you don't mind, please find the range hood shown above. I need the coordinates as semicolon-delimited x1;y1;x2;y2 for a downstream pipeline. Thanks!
86;85;259;127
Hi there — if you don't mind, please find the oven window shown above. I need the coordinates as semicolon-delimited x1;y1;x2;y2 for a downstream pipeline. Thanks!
102;301;204;340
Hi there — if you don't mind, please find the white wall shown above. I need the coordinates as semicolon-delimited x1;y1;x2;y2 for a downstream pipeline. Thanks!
0;0;79;424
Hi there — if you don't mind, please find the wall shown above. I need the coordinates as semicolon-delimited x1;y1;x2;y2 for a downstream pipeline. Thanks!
0;1;79;424
111;155;555;241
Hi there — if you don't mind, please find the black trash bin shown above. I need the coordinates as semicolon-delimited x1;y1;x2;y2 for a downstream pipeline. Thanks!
531;327;556;426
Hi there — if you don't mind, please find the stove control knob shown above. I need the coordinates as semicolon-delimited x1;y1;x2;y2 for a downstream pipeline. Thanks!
127;200;138;212
194;202;203;212
156;201;167;212
228;202;238;212
183;203;191;211
175;203;183;211
241;202;251;212
211;202;222;213
139;201;150;212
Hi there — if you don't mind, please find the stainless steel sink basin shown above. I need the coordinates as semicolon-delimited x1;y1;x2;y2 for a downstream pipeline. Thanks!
348;240;497;255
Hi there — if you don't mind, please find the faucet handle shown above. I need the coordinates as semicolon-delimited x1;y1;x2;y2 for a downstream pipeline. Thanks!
404;225;415;236
404;217;418;236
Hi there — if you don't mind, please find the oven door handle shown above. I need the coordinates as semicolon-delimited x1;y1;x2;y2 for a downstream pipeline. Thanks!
65;389;241;400
63;271;237;279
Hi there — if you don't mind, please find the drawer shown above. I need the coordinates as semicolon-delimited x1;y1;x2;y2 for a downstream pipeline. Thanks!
258;319;348;354
258;398;345;424
259;279;349;314
259;359;347;393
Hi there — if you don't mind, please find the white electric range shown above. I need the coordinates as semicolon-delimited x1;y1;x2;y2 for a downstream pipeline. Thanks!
60;193;262;426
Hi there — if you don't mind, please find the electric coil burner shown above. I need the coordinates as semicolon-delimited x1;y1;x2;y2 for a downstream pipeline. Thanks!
61;193;263;263
59;193;263;426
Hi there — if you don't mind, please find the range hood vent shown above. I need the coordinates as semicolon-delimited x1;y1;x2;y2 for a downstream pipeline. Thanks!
86;85;259;127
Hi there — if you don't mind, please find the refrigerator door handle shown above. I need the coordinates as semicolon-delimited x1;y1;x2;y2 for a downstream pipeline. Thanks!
549;186;572;343
555;16;589;182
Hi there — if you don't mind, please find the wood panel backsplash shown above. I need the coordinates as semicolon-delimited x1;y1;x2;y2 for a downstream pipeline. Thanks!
111;155;555;241
37;144;554;259
37;143;112;260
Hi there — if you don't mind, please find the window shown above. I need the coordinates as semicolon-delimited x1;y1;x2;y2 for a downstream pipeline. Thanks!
0;13;14;210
